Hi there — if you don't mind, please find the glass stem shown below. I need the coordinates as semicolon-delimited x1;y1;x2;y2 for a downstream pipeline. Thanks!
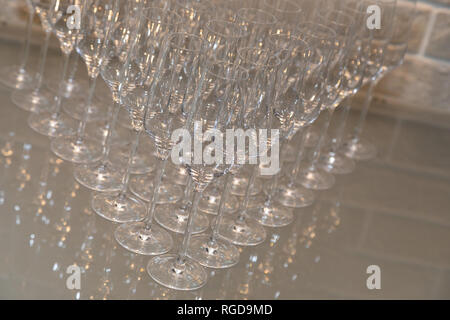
178;190;202;261
119;130;141;196
76;76;97;142
264;141;285;205
101;101;120;163
211;173;231;241
350;79;379;143
34;31;51;91
289;126;307;185
52;53;71;118
307;106;336;171
68;52;79;83
181;175;193;208
19;7;34;71
143;156;169;229
237;165;258;221
330;97;351;153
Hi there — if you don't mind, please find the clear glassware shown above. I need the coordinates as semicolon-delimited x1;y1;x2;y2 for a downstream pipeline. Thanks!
295;9;355;191
51;0;120;164
0;0;34;89
342;0;398;160
247;27;312;227
73;5;147;192
216;46;282;247
148;59;248;289
272;23;336;207
12;0;55;113
319;4;374;174
115;32;206;256
28;0;79;138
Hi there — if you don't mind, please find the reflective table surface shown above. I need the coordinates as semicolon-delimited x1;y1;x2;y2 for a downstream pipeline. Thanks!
1;38;450;300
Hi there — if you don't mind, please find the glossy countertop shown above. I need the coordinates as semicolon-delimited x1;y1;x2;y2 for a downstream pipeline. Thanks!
0;38;450;300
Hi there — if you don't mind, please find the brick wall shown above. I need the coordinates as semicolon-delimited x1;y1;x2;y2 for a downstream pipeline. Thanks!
375;0;450;112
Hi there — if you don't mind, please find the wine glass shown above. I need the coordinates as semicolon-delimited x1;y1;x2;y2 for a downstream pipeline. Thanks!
11;0;55;113
295;9;356;191
73;4;170;192
215;46;282;247
115;32;207;256
271;23;337;208
51;0;120;164
28;0;80;138
247;28;312;227
0;0;34;89
342;0;398;160
319;3;374;174
148;59;249;289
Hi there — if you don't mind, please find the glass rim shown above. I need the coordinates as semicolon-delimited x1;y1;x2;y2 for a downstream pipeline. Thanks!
236;8;277;26
237;47;281;69
205;19;249;39
142;7;183;26
206;60;249;82
296;22;337;41
262;0;302;14
168;32;206;53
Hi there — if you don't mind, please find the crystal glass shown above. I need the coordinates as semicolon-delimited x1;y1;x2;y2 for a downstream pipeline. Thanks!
12;0;55;113
0;0;34;89
115;32;207;256
342;0;398;160
28;0;80;138
272;23;336;207
51;0;120;164
295;9;356;190
148;59;248;289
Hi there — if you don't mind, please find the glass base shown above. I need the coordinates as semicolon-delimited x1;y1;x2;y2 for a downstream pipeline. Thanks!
74;161;124;192
299;167;336;191
230;175;262;197
46;77;87;99
51;136;103;164
247;202;294;227
319;151;355;175
154;202;209;234
272;176;315;208
109;145;155;175
0;65;32;90
188;235;240;269
11;88;52;113
342;137;377;161
28;112;75;137
115;222;173;255
305;129;320;148
216;214;266;246
147;255;207;291
198;190;239;215
91;192;146;223
62;97;108;122
84;121;120;145
129;175;183;204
